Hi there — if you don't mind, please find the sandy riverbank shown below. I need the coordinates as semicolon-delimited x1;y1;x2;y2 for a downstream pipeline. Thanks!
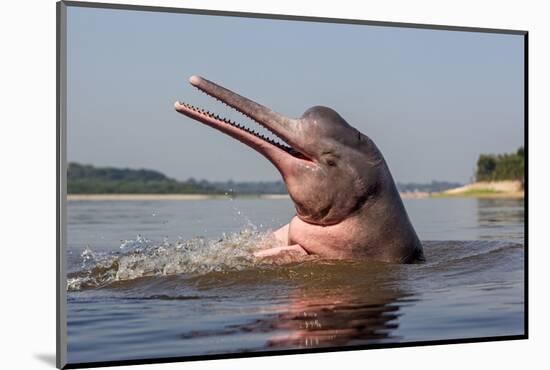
433;180;524;199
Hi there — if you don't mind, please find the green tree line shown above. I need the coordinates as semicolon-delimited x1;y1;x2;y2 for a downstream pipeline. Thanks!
476;147;525;183
67;163;289;195
67;163;219;194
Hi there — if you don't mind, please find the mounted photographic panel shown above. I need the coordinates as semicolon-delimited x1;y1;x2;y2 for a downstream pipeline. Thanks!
57;1;527;368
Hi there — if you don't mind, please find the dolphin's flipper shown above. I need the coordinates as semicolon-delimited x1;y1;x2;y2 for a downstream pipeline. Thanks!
272;224;290;245
253;224;307;260
253;244;308;259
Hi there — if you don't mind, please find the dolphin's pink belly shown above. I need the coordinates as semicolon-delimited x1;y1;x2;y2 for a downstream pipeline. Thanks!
287;216;363;259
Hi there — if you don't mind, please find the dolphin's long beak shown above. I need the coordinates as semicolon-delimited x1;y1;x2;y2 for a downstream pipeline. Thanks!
175;76;312;172
189;76;299;138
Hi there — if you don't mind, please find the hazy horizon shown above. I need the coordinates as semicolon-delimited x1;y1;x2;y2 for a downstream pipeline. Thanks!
67;7;524;183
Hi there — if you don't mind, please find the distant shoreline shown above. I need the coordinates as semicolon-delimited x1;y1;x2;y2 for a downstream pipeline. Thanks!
67;189;524;201
432;191;524;199
66;194;291;201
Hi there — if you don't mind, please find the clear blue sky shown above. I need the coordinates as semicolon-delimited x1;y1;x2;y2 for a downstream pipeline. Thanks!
67;6;524;183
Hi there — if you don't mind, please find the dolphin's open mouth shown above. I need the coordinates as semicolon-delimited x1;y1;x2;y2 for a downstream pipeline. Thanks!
175;76;312;166
175;100;294;154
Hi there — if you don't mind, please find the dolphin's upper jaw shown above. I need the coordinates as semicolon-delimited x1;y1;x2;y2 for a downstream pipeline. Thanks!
175;76;314;168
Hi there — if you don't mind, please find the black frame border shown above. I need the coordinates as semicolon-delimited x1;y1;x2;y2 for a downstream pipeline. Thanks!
56;1;529;369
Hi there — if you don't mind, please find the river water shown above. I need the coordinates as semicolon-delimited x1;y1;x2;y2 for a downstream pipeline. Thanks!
66;197;525;364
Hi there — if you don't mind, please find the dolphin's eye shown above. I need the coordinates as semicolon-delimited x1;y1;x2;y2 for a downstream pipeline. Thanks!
321;151;339;167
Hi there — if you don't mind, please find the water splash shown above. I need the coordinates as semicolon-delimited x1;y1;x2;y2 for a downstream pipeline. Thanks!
67;226;275;291
80;245;96;269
